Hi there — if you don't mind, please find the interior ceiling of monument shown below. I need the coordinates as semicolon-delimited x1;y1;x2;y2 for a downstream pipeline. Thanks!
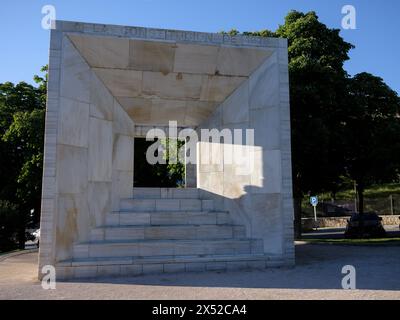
68;34;273;127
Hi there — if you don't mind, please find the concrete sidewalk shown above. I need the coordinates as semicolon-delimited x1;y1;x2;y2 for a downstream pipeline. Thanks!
0;243;399;300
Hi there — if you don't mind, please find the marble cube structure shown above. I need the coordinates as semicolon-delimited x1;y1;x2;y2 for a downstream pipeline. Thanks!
39;20;294;279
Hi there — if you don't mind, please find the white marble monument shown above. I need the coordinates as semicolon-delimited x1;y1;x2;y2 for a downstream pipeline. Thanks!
39;21;294;280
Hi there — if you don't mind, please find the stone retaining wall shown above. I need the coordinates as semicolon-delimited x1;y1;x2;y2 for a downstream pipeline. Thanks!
302;215;400;230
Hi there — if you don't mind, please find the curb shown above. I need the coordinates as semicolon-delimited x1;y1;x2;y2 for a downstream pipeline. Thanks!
0;249;39;262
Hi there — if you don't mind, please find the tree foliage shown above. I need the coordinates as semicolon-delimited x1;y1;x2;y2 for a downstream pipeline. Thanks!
133;138;185;188
344;72;400;212
0;67;46;251
229;10;400;234
0;200;20;252
275;11;354;198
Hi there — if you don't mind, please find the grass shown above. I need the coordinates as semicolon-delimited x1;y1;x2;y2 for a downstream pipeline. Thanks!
335;183;400;200
302;237;400;246
301;183;400;216
313;183;400;201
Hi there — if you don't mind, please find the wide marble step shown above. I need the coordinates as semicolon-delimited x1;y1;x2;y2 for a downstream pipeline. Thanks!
90;224;246;241
133;187;200;199
106;211;232;226
56;253;285;280
119;198;214;212
73;238;264;259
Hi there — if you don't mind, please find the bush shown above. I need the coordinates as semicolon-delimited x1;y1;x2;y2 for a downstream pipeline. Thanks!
0;200;20;253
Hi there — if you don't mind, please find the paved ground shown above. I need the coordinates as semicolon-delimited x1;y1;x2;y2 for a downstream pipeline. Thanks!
0;242;399;300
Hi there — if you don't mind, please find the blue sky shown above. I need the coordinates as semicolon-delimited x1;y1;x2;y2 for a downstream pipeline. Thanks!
1;0;399;94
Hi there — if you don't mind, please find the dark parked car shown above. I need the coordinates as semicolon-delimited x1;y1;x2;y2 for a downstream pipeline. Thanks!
321;203;352;217
344;212;386;238
25;228;40;247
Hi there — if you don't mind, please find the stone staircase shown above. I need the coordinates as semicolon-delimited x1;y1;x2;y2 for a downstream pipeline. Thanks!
57;188;281;280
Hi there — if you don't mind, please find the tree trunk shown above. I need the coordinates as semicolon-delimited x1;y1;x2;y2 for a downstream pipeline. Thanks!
17;226;26;250
331;191;336;204
17;211;26;250
356;182;365;214
293;197;303;239
356;181;365;238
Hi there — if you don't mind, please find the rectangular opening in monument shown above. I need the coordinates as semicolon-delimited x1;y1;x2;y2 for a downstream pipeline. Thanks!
133;137;186;188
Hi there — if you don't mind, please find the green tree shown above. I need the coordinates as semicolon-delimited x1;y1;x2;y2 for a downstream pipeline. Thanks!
344;73;400;213
220;29;240;36
0;67;46;251
268;11;353;236
133;138;185;188
225;12;354;237
242;30;276;38
0;201;20;252
222;12;400;236
236;11;400;235
3;109;45;217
